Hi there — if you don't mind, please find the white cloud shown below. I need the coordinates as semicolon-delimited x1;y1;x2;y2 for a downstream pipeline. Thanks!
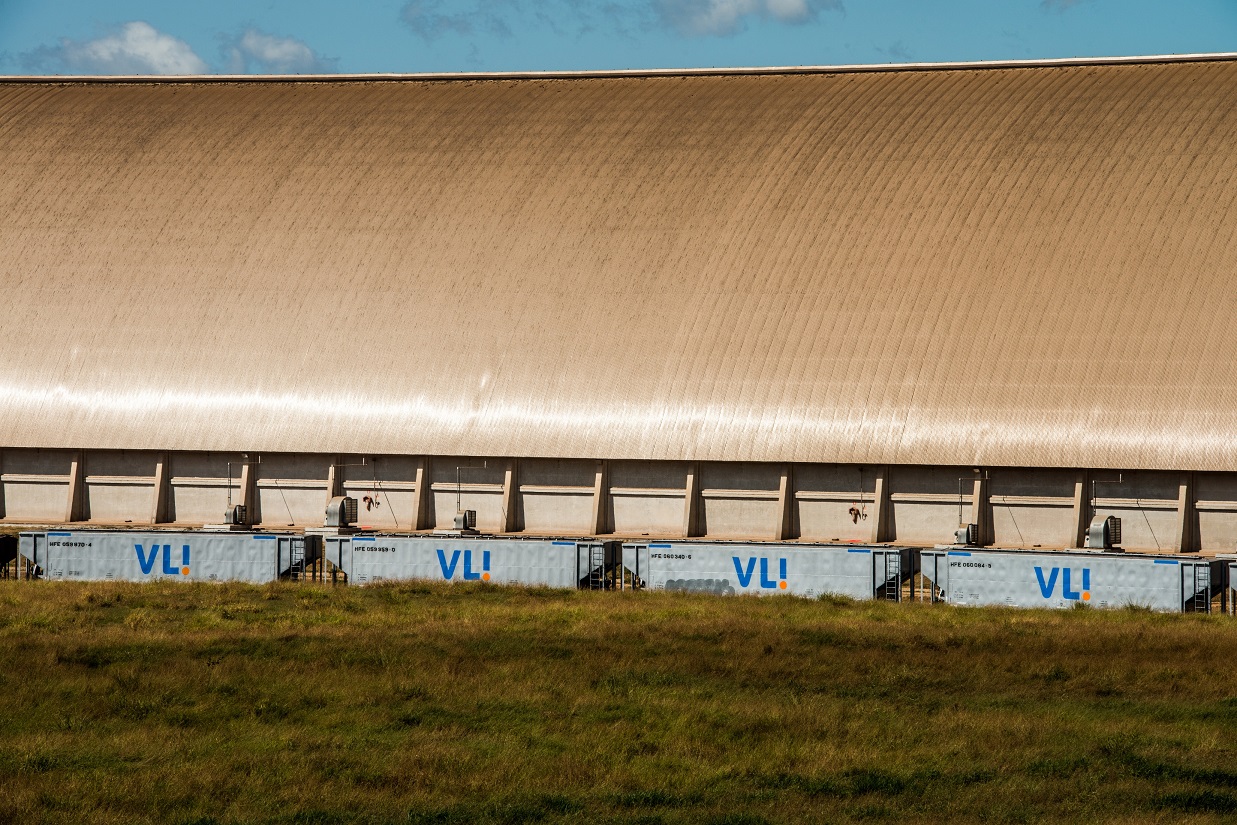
654;0;840;36
22;22;208;75
765;0;812;21
224;29;337;74
402;0;517;41
400;0;833;44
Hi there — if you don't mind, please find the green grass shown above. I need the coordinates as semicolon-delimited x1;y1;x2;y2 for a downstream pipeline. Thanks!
1;582;1236;824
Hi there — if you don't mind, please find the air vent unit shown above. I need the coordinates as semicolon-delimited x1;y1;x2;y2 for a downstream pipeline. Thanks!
454;510;478;532
225;504;247;526
954;523;979;546
1085;515;1122;550
325;496;359;528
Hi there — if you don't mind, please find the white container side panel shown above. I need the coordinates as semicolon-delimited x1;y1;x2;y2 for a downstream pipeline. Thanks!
347;536;582;588
325;536;351;577
22;531;292;584
628;542;885;599
921;549;1205;612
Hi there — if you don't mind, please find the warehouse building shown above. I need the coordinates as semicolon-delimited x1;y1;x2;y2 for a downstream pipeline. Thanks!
1;54;1236;552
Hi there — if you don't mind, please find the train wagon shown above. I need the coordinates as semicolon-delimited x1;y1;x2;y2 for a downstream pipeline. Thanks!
322;534;618;589
620;541;912;600
18;530;320;584
1227;561;1236;615
919;546;1216;613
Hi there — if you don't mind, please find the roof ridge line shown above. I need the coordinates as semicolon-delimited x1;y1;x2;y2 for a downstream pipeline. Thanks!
3;52;1237;84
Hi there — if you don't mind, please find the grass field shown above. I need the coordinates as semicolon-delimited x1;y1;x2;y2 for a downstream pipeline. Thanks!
1;581;1236;824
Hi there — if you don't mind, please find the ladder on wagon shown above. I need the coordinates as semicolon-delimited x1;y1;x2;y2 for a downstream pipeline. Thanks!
279;536;311;582
575;542;612;590
1185;563;1211;614
876;550;902;602
586;542;608;590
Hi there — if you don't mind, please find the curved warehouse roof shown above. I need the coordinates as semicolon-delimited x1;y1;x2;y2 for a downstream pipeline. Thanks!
2;56;1237;470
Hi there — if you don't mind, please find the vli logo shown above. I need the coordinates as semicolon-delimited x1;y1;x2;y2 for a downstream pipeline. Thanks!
437;549;491;581
1034;566;1090;601
134;544;191;576
733;556;787;590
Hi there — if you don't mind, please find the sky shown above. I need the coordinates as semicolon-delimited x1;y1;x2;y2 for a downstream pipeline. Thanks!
0;0;1234;76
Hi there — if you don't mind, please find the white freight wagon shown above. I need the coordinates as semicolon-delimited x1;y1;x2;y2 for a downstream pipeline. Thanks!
1227;561;1236;616
620;541;910;600
322;535;617;589
18;530;320;584
919;547;1214;613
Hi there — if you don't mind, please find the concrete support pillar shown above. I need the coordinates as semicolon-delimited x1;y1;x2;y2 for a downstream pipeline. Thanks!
238;459;256;527
683;462;702;538
501;459;520;533
970;474;990;546
65;450;85;523
590;460;610;536
325;455;343;505
1175;473;1196;553
411;457;432;531
869;466;891;543
151;452;171;525
1070;470;1089;549
774;464;794;541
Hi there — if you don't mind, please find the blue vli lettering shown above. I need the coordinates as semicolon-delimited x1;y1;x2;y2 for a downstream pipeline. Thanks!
733;556;757;587
437;549;492;581
134;544;191;576
1034;566;1059;598
732;557;788;590
136;543;160;575
463;550;491;581
436;549;460;579
760;558;788;588
1034;566;1091;602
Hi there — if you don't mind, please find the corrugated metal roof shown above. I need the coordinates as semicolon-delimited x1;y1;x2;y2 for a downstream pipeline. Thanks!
2;58;1236;469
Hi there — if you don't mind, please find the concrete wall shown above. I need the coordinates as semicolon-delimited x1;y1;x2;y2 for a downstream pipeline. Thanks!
794;464;878;542
1;449;75;523
519;458;596;536
84;450;158;524
427;456;507;533
1195;472;1237;554
251;452;333;528
988;467;1077;550
1091;471;1181;553
341;455;423;532
887;465;973;545
0;447;1230;552
700;462;781;540
168;452;249;525
608;460;687;537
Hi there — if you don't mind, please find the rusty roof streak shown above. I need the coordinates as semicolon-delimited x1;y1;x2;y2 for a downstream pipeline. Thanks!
2;58;1237;469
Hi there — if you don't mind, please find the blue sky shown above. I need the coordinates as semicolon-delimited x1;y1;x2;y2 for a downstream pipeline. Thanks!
0;0;1234;75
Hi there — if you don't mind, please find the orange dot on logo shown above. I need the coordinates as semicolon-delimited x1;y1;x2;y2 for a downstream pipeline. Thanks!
482;572;490;581
181;566;190;575
779;581;787;589
1082;592;1090;601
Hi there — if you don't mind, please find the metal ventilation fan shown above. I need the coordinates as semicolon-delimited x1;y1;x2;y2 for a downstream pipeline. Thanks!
325;496;359;528
954;523;979;546
1085;515;1122;550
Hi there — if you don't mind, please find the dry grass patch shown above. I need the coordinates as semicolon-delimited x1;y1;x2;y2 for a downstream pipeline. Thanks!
0;581;1234;824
